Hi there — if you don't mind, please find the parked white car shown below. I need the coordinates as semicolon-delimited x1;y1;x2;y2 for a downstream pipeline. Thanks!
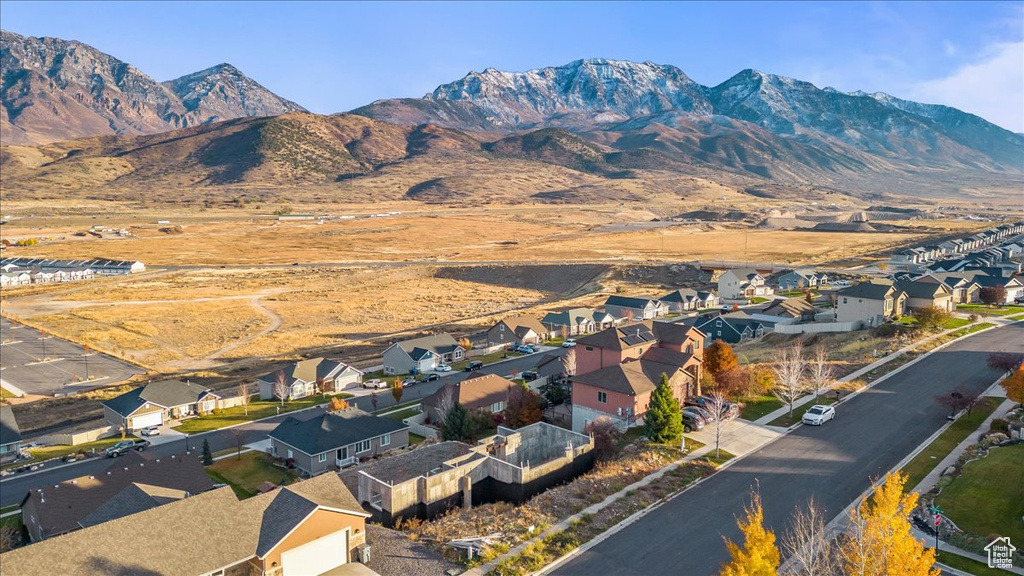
832;280;851;287
362;378;387;389
140;426;161;437
802;405;836;426
562;339;577;348
436;364;452;372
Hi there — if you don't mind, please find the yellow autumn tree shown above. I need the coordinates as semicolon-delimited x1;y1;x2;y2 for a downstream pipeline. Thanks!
1000;366;1024;405
328;396;349;412
720;492;780;576
840;471;939;576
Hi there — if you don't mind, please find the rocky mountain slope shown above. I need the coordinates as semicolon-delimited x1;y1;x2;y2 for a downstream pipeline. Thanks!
0;30;304;145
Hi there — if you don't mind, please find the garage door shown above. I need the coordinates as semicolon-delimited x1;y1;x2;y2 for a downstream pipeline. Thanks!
130;411;162;430
281;529;348;576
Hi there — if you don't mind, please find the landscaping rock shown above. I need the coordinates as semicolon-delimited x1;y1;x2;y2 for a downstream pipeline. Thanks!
941;465;957;476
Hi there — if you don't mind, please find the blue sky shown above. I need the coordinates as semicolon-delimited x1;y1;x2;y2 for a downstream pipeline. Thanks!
2;1;1022;131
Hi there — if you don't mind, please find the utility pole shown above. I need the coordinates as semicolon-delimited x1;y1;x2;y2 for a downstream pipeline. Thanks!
84;345;90;381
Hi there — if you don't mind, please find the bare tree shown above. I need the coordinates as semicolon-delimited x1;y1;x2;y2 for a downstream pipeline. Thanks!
561;348;577;380
273;369;289;406
781;498;840;576
315;377;330;396
435;384;456;421
772;343;808;418
806;343;835;403
704;390;732;459
232;428;245;461
237;382;253;416
370;389;379;412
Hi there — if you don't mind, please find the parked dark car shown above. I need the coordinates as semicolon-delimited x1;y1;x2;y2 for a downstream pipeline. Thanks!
465;361;484;371
682;410;705;433
682;407;710;426
521;370;539;381
420;373;440;383
105;439;150;458
686;396;740;419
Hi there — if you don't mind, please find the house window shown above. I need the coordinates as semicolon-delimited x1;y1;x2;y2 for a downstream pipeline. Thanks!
585;346;594;351
491;401;505;412
356;440;371;453
499;324;505;331
598;392;607;403
318;453;327;463
381;434;391;447
715;320;722;327
842;298;847;304
286;449;293;459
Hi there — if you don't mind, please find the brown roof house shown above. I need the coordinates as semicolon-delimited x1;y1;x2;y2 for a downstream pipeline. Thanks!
2;472;376;576
21;451;214;541
422;373;515;424
486;315;552;347
751;297;819;324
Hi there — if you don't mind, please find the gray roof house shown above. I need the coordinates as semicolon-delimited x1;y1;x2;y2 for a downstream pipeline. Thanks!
102;380;221;431
894;279;955;312
604;295;669;320
269;409;409;475
835;281;907;326
257;358;362;401
694;314;771;345
659;289;721;312
0;406;23;465
382;333;464;375
718;268;774;300
541;308;616;336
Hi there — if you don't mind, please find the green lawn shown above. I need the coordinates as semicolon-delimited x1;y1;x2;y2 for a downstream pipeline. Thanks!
935;443;1024;546
206;451;297;498
935;551;1008;576
1007;312;1024;321
702;449;735;467
173;394;350;434
956;304;1024;317
0;512;27;551
900;397;1002;491
409;433;427;445
738;395;783;421
749;297;771;304
769;396;838;428
383;407;421;421
941;317;970;329
0;388;14;399
372;399;421;415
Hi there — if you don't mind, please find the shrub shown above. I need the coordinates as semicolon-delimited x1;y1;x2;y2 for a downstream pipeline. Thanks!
285;457;295;469
990;418;1009;434
583;417;622;461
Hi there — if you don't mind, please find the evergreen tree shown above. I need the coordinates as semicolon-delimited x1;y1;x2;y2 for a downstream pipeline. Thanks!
720;493;780;576
644;373;684;443
441;402;473;442
201;438;213;466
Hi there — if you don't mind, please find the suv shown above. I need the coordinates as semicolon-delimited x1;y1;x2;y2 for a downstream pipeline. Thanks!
682;410;705;433
521;370;539;381
562;339;577;348
465;361;484;371
106;439;150;458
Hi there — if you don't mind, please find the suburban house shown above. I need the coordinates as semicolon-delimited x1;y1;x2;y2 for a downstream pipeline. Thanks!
486;315;552;347
422;373;516;423
382;333;464;375
694;314;771;345
659;289;720;312
269;409;409;476
3;473;375;576
0;405;23;465
775;270;827;291
103;380;221;432
915;273;981;304
571;321;704;432
20;452;214;541
894;279;955;313
541;308;616;336
718;268;775;300
257;358;362;400
603;295;670;320
752;297;819;324
341;423;593;525
972;274;1024;304
835;281;907;326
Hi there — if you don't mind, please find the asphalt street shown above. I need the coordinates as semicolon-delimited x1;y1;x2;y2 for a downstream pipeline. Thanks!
0;347;566;507
0;318;144;396
554;322;1023;576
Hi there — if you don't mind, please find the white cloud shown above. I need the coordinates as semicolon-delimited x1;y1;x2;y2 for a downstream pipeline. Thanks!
908;41;1024;132
942;40;957;57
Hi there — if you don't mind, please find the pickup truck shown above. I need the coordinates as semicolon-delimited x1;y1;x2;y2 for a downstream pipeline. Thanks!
106;439;151;458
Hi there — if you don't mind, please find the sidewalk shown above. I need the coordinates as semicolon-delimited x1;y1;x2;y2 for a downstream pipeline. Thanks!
753;321;995;426
463;445;715;576
688;418;781;457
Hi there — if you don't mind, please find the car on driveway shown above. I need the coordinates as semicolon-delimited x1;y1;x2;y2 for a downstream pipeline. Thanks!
420;373;440;383
802;404;836;426
106;439;150;458
562;339;577;348
682;410;705;433
687;396;740;419
362;378;387;389
140;426;161;437
436;364;452;372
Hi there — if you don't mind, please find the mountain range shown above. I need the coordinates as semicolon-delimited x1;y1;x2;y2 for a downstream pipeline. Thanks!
2;31;1021;203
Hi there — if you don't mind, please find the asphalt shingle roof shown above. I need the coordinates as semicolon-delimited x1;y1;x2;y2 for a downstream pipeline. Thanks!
102;380;217;417
269;409;408;456
255;489;318;557
837;281;899;300
394;333;461;357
